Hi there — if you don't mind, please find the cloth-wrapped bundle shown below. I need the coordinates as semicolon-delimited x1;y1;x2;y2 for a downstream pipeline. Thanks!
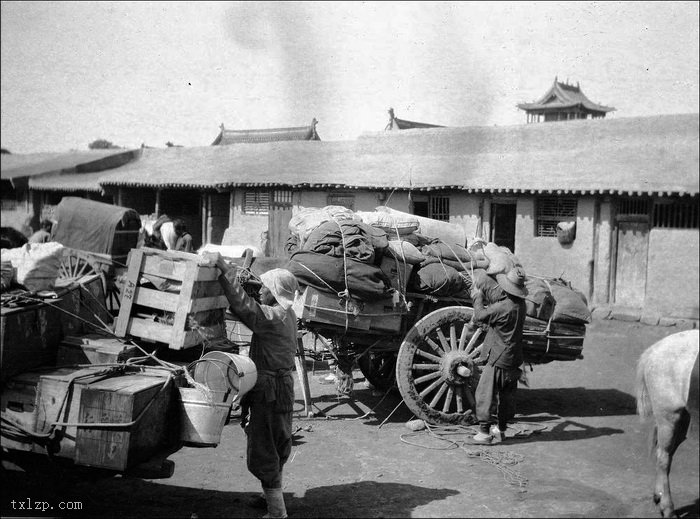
524;277;556;321
285;251;393;302
302;220;388;264
548;278;591;324
411;262;468;298
288;206;361;249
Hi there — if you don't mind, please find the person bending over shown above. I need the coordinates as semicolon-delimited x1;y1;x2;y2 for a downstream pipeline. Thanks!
470;267;528;445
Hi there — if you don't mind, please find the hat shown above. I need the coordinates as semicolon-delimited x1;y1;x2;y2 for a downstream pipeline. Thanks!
259;268;299;310
495;267;529;299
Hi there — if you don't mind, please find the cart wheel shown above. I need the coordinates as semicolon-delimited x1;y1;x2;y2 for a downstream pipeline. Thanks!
105;277;122;315
357;351;396;391
58;249;107;294
396;306;484;425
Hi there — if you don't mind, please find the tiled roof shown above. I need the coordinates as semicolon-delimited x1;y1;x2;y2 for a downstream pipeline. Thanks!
212;119;320;145
92;114;698;197
518;79;615;113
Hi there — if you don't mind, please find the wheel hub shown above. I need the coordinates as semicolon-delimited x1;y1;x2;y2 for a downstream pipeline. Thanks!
440;350;474;385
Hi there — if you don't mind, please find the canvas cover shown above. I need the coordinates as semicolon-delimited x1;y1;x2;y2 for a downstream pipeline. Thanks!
52;197;141;255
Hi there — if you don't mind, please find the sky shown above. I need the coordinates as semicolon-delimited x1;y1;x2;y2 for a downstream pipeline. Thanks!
1;1;698;154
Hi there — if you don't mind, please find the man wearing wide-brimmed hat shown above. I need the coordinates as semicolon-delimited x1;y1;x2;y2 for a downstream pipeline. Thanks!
470;266;528;445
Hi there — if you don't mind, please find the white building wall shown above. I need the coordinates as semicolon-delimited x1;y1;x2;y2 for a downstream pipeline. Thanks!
592;199;613;305
513;197;596;297
645;228;699;320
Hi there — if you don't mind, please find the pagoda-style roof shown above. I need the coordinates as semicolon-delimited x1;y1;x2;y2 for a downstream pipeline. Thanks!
212;119;320;145
385;108;445;130
518;78;615;115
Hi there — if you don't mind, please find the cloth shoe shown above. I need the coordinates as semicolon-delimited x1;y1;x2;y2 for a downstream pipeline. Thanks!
472;431;493;445
262;487;287;518
490;425;506;443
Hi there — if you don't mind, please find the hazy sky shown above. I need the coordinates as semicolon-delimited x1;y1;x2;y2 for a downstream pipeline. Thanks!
1;1;698;154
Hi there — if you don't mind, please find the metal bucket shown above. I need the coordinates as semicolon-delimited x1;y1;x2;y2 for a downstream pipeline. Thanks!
191;351;257;406
178;387;231;446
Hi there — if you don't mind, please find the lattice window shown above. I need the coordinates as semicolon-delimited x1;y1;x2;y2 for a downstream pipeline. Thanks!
652;198;699;229
273;190;293;206
536;197;578;237
618;197;651;218
244;190;270;215
327;193;355;211
430;196;450;221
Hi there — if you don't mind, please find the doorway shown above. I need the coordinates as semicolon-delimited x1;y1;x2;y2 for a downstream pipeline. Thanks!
613;220;649;308
490;202;517;253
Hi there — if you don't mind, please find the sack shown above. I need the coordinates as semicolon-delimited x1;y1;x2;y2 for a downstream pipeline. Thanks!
1;242;64;292
385;240;425;265
375;206;467;246
524;277;555;321
411;263;466;297
471;268;506;302
288;206;360;247
355;210;419;238
481;242;522;275
421;242;474;263
548;278;591;324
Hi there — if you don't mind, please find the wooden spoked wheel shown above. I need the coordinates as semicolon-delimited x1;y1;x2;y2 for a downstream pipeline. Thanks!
58;249;107;291
357;350;397;391
396;306;484;425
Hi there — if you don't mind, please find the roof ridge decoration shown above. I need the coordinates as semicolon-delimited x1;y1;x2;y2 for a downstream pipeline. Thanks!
385;107;446;130
212;118;320;145
517;77;615;120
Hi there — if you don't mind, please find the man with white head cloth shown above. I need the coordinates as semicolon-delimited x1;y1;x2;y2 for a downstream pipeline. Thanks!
206;252;299;519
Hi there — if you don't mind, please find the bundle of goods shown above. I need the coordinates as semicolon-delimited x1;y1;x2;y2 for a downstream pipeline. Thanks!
372;206;467;245
286;250;393;302
286;207;407;334
520;275;590;363
287;205;360;250
0;242;65;292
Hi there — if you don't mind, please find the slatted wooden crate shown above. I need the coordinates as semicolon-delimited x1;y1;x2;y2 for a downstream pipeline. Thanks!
114;248;230;350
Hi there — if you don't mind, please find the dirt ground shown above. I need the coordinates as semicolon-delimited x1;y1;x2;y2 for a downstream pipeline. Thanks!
2;318;698;518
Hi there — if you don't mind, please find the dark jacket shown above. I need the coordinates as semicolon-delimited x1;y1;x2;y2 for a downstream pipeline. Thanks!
472;292;526;369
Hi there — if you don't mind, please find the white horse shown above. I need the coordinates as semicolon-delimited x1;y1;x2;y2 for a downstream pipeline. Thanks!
636;329;699;518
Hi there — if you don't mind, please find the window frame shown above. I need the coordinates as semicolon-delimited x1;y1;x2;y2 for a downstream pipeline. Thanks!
536;196;578;237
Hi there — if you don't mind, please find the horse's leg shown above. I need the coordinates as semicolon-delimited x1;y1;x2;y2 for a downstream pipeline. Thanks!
653;410;687;518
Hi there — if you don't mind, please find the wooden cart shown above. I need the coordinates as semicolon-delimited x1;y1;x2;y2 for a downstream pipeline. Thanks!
295;287;586;425
51;197;142;314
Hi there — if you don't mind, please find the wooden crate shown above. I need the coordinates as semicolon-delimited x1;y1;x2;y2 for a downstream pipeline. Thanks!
57;334;141;365
1;371;42;436
114;248;230;350
293;286;404;335
74;373;174;471
34;366;115;459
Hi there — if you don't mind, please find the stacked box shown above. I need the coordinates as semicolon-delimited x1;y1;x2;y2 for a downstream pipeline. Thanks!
74;373;174;470
114;248;230;350
293;286;405;335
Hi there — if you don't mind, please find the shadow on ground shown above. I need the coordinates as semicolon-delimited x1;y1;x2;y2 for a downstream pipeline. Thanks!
2;458;458;519
517;387;637;417
288;481;459;518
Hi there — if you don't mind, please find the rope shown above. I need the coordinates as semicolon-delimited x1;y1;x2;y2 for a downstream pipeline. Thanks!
399;422;539;488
